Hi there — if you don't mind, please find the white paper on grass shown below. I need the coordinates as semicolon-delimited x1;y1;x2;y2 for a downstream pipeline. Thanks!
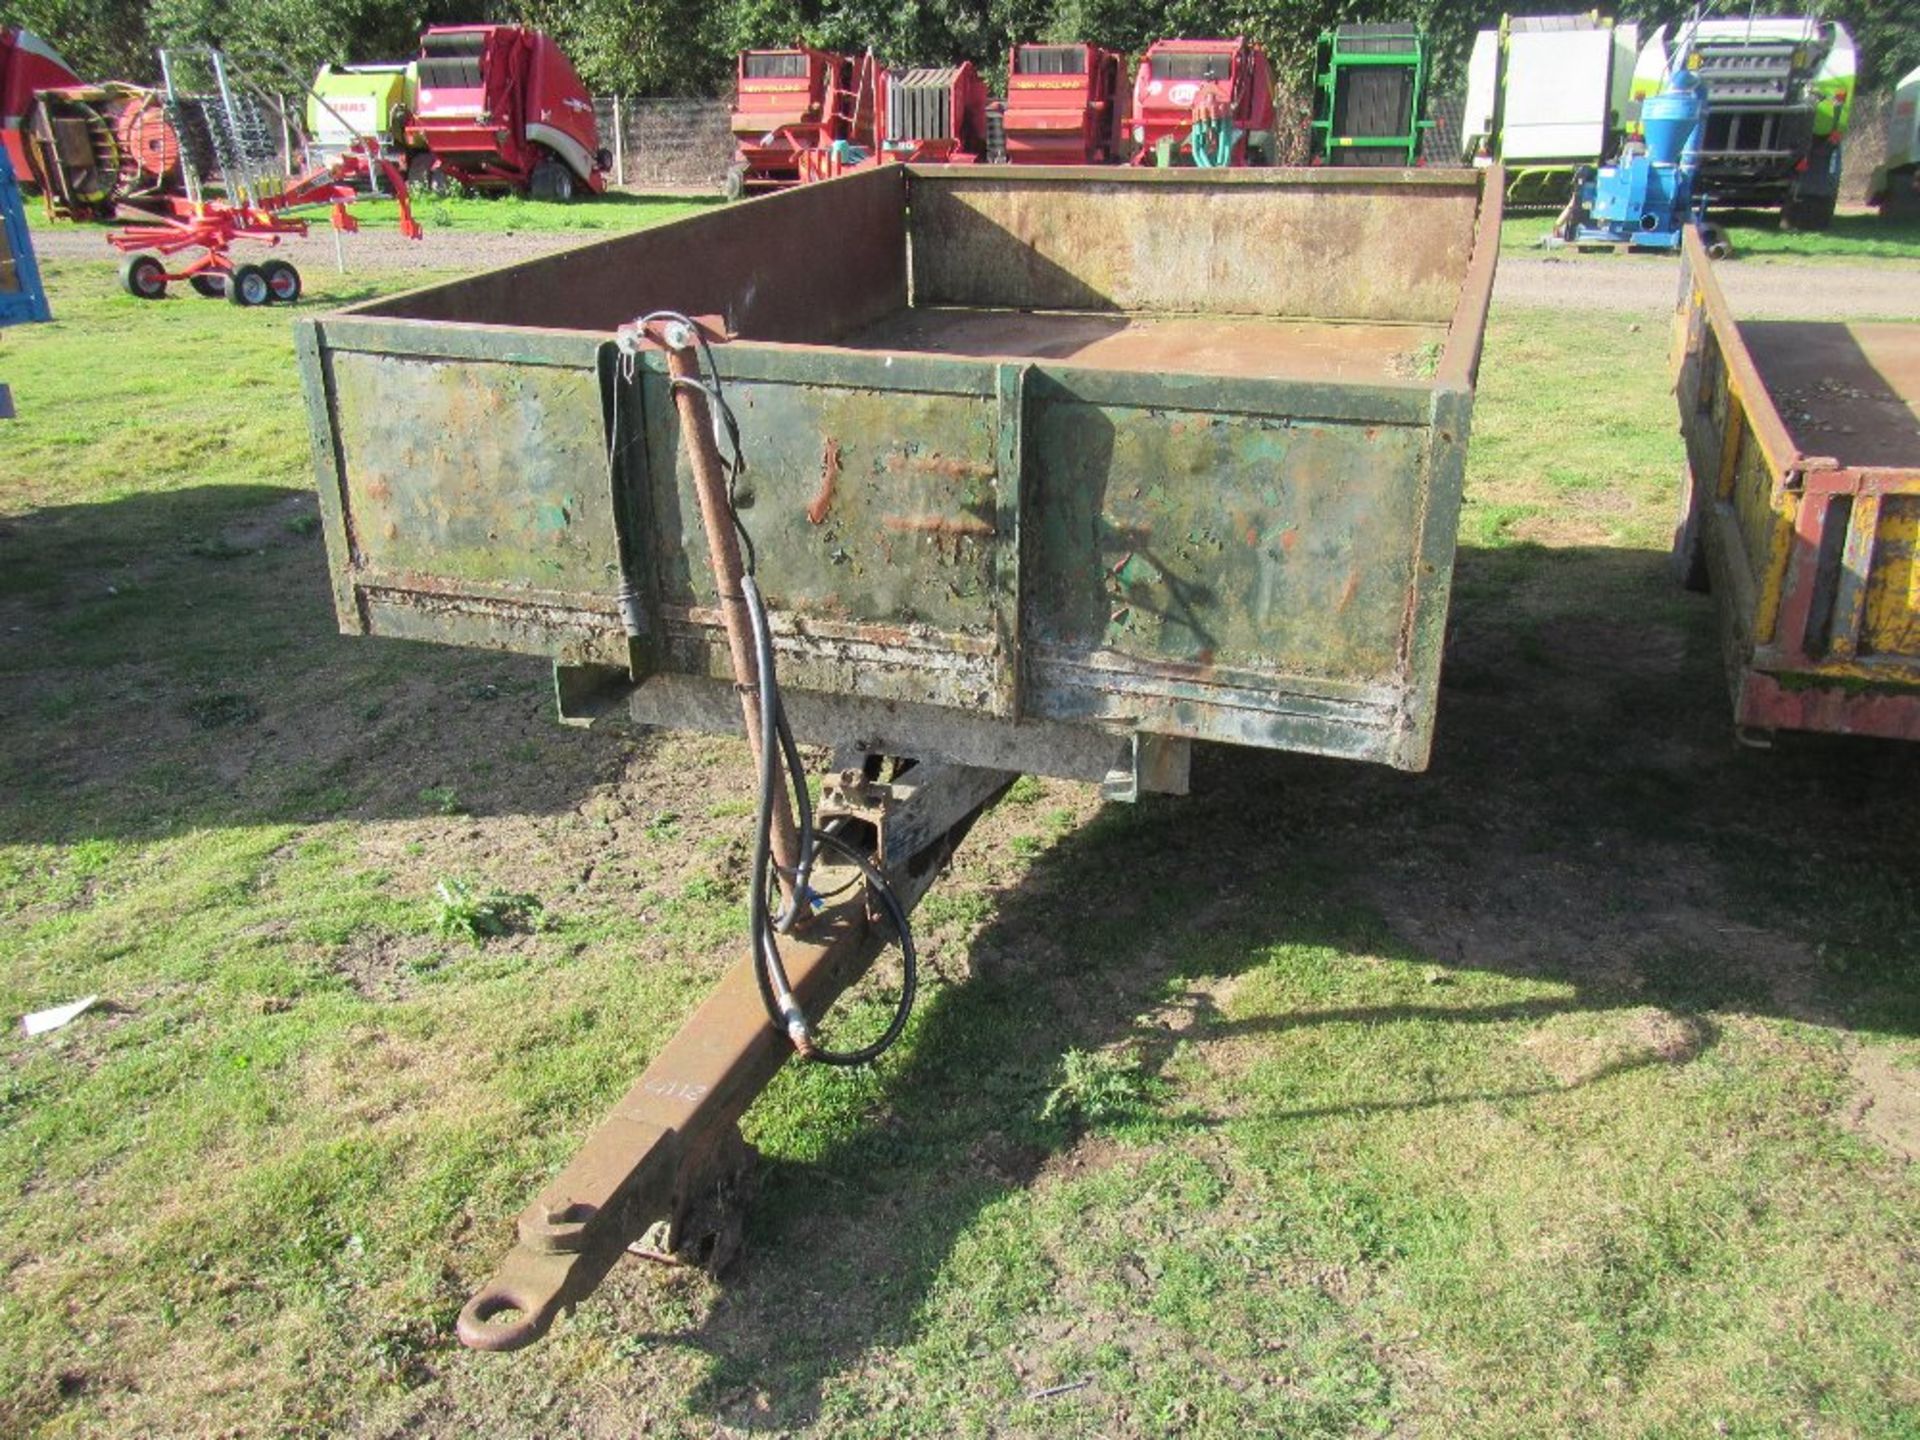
22;995;99;1037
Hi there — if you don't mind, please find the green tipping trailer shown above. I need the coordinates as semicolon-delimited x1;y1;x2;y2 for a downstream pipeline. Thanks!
297;164;1501;1348
1310;24;1434;166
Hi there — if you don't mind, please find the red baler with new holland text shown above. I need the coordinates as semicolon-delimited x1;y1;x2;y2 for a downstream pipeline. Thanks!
1002;42;1127;164
406;25;609;199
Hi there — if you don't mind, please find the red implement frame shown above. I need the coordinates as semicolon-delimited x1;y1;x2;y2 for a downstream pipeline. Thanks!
106;143;420;295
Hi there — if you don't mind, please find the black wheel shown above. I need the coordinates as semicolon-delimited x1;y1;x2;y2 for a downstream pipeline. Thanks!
188;272;226;299
407;151;449;196
261;259;302;304
227;263;271;308
723;164;746;202
119;253;167;300
530;156;576;203
1671;461;1711;592
1782;192;1836;232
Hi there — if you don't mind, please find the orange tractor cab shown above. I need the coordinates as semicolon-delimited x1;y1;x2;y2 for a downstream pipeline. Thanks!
726;46;877;197
1001;42;1127;164
1130;37;1276;167
405;25;609;199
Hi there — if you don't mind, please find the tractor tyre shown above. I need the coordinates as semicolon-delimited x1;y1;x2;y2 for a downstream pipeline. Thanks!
1671;461;1711;593
723;164;746;203
227;264;272;308
188;273;227;299
1782;191;1836;232
119;253;168;300
261;260;302;304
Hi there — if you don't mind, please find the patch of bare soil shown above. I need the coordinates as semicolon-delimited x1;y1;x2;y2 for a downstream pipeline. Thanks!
1843;1047;1920;1162
1522;1007;1711;1087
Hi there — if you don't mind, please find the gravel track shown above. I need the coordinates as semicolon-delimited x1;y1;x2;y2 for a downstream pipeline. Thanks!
29;226;579;276
1496;254;1920;319
31;224;1919;321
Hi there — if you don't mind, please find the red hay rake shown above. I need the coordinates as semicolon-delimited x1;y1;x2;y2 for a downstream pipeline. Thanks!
109;47;421;306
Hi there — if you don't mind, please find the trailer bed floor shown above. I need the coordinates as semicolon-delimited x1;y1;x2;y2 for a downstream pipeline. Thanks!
1740;320;1920;469
836;308;1447;384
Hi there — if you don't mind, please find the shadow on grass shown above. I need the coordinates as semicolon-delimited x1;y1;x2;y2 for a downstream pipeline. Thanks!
6;481;1918;1427
616;541;1919;1426
0;482;625;843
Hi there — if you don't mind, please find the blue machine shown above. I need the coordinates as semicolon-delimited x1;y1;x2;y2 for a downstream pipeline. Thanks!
1;146;51;328
1;145;52;419
1571;67;1707;251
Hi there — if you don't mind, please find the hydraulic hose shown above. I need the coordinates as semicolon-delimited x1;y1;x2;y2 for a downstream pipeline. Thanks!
640;307;916;1067
742;571;917;1066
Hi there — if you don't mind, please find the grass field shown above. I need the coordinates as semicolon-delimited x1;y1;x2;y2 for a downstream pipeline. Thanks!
351;191;720;233
1500;207;1920;261
1;258;1916;1439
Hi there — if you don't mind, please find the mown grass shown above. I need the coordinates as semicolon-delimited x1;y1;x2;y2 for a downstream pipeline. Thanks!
1501;207;1920;261
352;190;720;233
1;259;1915;1438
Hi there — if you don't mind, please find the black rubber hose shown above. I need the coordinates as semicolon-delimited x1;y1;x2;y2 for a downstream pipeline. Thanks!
639;308;918;1067
742;573;916;1066
797;828;918;1067
744;574;801;1039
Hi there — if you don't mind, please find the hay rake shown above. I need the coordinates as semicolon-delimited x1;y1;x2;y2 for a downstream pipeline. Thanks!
109;47;420;306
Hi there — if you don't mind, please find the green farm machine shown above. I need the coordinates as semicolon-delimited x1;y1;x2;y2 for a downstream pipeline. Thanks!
1309;24;1433;166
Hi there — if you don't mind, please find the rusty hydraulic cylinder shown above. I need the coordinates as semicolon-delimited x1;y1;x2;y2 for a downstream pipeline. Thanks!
659;329;804;910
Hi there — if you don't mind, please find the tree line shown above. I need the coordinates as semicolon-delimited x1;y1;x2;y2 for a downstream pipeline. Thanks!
12;0;1916;102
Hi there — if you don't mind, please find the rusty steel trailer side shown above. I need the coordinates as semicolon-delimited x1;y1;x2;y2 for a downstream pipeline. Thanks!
1670;225;1920;740
306;165;1501;779
296;164;1501;1348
